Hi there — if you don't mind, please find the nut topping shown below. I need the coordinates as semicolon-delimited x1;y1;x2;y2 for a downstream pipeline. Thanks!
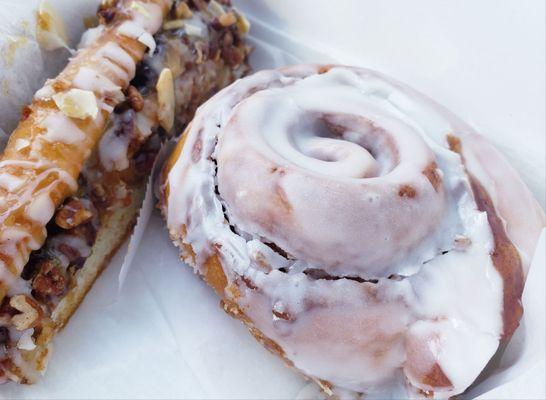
9;295;43;331
127;85;144;112
218;12;236;27
32;264;66;299
235;11;250;34
454;235;472;251
53;89;99;120
175;2;193;19
55;197;93;230
156;68;175;132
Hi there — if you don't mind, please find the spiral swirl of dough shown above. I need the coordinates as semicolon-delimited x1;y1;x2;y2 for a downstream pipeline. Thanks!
162;65;544;398
216;67;446;278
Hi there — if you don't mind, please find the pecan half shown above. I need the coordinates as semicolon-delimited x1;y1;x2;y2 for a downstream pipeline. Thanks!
9;295;43;331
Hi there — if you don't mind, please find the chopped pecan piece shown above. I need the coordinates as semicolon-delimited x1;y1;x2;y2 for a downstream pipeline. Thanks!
0;297;18;317
221;45;244;66
71;222;97;246
97;1;118;24
272;301;292;321
57;243;82;263
127;85;144;112
98;8;116;24
398;185;417;198
32;264;66;299
9;295;43;331
55;198;93;230
90;183;108;208
21;106;32;121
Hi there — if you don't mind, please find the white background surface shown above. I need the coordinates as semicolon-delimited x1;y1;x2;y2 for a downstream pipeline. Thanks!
0;0;544;398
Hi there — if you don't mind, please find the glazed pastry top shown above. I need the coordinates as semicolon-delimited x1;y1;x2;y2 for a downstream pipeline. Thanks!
163;65;545;397
0;0;171;285
216;68;449;279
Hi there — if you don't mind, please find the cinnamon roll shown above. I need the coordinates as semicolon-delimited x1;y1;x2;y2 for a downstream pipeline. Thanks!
0;0;250;383
160;65;545;398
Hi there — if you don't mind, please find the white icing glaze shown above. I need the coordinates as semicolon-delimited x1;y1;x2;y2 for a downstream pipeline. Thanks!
26;192;55;225
96;42;136;77
0;173;25;192
14;139;30;151
34;83;55;100
96;58;131;83
72;67;121;95
128;1;165;34
116;21;157;55
164;65;543;398
98;105;156;172
39;112;86;144
117;21;146;39
99;122;131;171
78;25;105;49
138;32;156;55
216;70;448;278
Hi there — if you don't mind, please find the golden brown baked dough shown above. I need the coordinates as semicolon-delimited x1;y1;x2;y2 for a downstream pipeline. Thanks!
0;0;250;383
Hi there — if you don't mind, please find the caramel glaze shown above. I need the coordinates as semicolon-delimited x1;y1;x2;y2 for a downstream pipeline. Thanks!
447;134;524;340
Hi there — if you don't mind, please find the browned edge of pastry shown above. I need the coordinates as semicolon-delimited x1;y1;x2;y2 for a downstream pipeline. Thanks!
447;134;524;340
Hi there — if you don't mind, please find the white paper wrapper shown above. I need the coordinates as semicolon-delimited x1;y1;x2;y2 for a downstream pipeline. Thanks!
0;1;544;398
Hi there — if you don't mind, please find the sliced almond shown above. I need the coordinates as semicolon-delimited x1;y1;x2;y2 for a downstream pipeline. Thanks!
163;19;185;30
156;68;175;132
184;22;206;37
175;2;193;19
53;89;99;119
219;12;237;27
208;0;226;17
235;11;250;34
